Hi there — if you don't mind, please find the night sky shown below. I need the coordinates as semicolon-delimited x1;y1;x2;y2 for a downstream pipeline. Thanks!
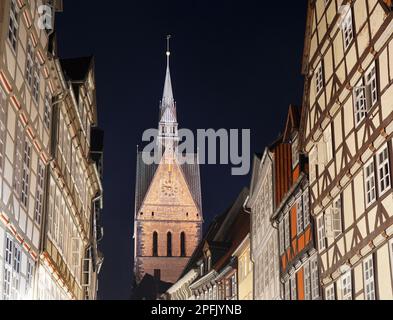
55;0;307;300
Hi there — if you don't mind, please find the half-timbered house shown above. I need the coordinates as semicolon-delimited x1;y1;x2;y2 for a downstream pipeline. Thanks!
301;0;393;300
0;0;103;300
272;105;320;300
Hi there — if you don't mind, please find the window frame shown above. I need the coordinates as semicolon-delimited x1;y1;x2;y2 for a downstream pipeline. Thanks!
304;262;311;300
325;284;335;300
341;271;353;300
7;0;19;52
341;8;354;50
315;61;324;95
364;158;377;207
317;214;326;252
284;214;290;250
296;197;304;235
303;190;310;228
363;255;376;300
376;144;391;197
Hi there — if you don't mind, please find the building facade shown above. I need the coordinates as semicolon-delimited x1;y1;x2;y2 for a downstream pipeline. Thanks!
272;105;320;300
232;234;253;300
0;0;103;300
189;189;249;301
301;0;393;300
247;151;281;300
133;44;203;294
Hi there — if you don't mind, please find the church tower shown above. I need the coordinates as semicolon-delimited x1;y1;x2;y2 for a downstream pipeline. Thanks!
133;37;203;288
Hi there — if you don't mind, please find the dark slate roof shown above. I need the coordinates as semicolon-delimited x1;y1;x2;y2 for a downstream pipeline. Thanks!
60;56;93;82
134;152;202;215
177;188;249;280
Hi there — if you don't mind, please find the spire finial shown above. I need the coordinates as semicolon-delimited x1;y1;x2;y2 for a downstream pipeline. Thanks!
166;35;171;62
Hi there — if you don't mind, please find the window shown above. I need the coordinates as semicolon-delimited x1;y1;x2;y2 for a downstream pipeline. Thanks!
26;260;34;294
364;159;377;206
303;191;310;228
34;161;45;225
13;122;24;194
44;90;52;129
279;221;284;254
315;62;324;94
310;257;320;300
8;0;19;51
230;274;237;300
366;63;378;107
180;232;186;257
3;235;14;300
21;139;32;208
297;198;304;234
304;262;311;300
26;41;34;88
290;274;297;300
354;84;367;125
152;232;158;257
284;280;290;300
341;271;352;300
363;256;376;300
325;197;342;239
32;59;40;103
342;8;354;49
353;63;379;126
71;237;81;278
317;214;326;251
167;232;172;257
377;145;391;196
11;243;21;299
284;215;290;250
325;284;335;300
0;88;7;172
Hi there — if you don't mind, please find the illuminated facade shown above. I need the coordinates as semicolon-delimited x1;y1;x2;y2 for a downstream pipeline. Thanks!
133;43;203;294
301;0;393;300
0;0;103;300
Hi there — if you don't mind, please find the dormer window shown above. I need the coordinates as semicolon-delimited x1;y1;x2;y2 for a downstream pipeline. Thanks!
200;263;204;276
207;256;212;272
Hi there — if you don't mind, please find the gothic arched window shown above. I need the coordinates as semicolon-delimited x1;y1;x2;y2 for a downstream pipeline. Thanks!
180;232;186;257
153;232;158;257
167;232;172;257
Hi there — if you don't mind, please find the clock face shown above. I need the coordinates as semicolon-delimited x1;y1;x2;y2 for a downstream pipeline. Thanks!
160;173;179;198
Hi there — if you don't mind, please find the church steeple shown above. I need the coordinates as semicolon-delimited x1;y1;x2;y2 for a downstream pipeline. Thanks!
158;35;178;151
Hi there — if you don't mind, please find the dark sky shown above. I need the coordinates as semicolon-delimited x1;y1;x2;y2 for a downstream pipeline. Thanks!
55;0;307;300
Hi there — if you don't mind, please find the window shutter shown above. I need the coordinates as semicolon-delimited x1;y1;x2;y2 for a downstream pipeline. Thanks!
309;146;318;182
324;210;334;239
324;125;333;163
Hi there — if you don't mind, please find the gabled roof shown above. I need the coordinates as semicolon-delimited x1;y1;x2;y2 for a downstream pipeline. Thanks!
134;152;202;215
282;104;301;142
177;188;250;281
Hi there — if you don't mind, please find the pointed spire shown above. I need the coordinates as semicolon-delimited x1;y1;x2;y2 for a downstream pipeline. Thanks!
160;35;176;123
